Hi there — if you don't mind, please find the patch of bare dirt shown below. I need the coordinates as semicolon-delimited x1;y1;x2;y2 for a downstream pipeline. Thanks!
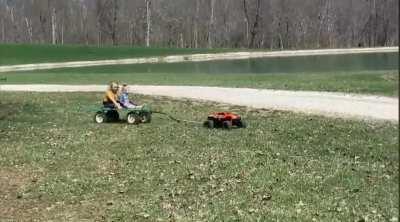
0;167;108;221
0;167;45;220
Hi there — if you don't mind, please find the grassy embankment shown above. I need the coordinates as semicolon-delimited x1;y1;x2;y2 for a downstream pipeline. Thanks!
0;92;398;221
2;68;398;96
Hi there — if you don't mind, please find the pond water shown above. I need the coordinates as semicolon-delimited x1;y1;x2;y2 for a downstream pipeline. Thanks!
130;52;398;74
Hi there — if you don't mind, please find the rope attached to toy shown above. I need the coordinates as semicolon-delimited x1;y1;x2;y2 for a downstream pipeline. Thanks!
152;110;203;125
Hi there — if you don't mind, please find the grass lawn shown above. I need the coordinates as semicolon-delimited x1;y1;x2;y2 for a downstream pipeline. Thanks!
0;92;398;221
0;44;237;65
1;69;398;96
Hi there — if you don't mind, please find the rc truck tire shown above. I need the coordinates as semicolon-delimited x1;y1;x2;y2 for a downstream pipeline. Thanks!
206;120;214;128
223;121;232;130
237;120;247;128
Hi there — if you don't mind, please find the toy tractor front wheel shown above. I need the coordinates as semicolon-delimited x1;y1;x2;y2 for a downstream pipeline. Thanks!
94;112;105;124
237;120;247;128
127;113;141;124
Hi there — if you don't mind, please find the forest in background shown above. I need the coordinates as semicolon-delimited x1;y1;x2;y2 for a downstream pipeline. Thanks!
0;0;398;49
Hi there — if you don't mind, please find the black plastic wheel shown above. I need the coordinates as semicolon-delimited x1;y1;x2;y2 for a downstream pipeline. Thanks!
94;112;105;124
237;120;247;128
206;120;214;128
223;120;232;130
141;112;152;123
127;113;141;124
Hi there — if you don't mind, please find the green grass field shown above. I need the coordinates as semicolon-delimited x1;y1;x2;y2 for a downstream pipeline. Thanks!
0;44;236;65
0;92;398;221
2;68;398;96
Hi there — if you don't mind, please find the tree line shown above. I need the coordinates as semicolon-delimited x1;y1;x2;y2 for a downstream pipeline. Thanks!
0;0;398;49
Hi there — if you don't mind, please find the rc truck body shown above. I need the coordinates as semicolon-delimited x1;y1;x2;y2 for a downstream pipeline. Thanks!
204;112;246;129
94;104;152;124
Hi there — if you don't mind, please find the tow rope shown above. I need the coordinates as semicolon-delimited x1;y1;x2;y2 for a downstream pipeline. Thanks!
152;110;204;125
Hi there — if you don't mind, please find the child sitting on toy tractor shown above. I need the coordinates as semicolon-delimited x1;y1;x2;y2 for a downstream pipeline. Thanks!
119;84;139;109
103;82;122;109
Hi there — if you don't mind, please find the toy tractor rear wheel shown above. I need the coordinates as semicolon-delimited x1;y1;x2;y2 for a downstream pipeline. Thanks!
223;120;232;130
237;120;247;128
204;120;214;128
127;113;141;124
94;112;105;124
141;112;152;123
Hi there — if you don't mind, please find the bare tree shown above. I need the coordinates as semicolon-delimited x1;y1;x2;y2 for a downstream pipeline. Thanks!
243;0;262;48
25;17;33;43
145;0;151;47
111;0;118;45
208;0;215;48
1;17;4;42
243;0;250;45
51;7;56;44
193;0;200;48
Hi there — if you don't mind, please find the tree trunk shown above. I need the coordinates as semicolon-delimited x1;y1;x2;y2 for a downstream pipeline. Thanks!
111;0;118;45
260;33;264;48
180;33;184;48
129;20;134;46
243;0;250;46
80;5;89;45
145;0;151;47
270;35;273;50
208;0;215;48
317;0;327;48
61;22;64;45
367;0;374;47
372;0;379;46
249;0;261;48
243;0;262;48
96;1;103;46
97;19;101;46
9;6;14;23
9;6;17;42
25;17;33;43
51;8;56;44
194;0;200;48
1;18;4;43
278;31;284;50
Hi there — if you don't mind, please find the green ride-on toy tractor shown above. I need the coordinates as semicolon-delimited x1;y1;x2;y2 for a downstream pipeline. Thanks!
94;104;152;124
